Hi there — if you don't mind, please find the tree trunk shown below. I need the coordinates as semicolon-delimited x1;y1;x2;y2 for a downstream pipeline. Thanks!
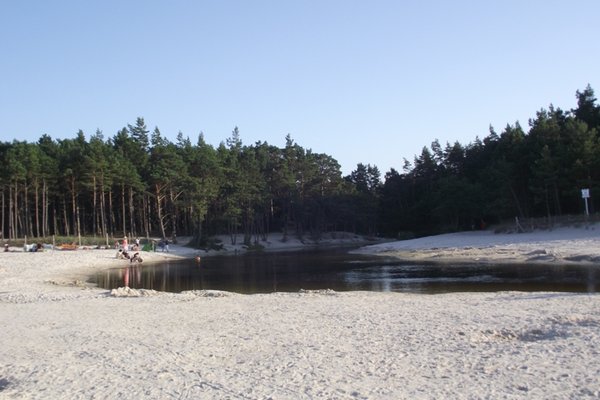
34;178;40;237
42;179;47;237
9;185;13;239
228;217;238;245
24;180;30;237
553;182;562;216
100;180;107;238
169;187;183;242
129;186;135;237
192;213;203;248
92;175;98;236
52;205;57;236
509;185;525;219
155;183;167;239
545;184;551;221
71;178;75;235
63;196;69;236
142;193;150;239
76;203;82;241
109;189;115;237
1;189;4;240
121;182;126;236
14;182;20;239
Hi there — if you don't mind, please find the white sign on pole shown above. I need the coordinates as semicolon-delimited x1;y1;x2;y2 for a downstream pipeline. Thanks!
582;188;590;216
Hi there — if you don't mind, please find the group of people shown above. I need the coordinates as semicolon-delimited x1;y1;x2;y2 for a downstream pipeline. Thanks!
115;236;143;263
116;248;143;263
113;235;174;262
116;236;141;252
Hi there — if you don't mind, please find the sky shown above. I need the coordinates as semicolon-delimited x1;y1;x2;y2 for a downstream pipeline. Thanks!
1;1;599;175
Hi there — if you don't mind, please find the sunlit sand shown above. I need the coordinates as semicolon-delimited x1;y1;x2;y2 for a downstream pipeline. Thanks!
1;227;599;398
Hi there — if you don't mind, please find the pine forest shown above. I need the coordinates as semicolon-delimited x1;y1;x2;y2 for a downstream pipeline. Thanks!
1;85;599;246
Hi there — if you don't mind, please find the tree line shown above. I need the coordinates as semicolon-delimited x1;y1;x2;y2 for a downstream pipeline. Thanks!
378;84;600;236
0;122;375;246
1;85;599;244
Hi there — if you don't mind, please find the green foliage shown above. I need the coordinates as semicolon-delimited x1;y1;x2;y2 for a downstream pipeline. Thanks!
0;125;366;240
192;236;224;251
2;86;599;240
377;85;600;236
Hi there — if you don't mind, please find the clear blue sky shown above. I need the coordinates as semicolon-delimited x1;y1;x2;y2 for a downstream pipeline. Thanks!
1;1;599;175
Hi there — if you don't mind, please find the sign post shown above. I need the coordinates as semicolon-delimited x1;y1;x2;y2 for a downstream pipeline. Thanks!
581;188;590;217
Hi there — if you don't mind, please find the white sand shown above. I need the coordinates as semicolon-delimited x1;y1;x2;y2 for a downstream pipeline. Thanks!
356;224;600;264
1;229;600;399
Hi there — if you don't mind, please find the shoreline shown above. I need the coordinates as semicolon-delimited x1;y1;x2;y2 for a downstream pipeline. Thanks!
2;229;600;398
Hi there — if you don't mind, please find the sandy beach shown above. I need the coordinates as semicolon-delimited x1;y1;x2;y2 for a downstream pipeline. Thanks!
355;224;600;265
1;229;600;399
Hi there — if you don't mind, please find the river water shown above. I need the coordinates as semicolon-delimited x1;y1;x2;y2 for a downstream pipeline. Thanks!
93;247;600;294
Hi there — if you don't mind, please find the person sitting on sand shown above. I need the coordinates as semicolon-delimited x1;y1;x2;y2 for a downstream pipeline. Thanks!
4;243;8;252
116;248;125;259
130;252;143;263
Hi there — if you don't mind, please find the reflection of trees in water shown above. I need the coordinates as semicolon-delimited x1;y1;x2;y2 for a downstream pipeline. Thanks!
122;265;142;287
97;255;600;294
587;268;596;293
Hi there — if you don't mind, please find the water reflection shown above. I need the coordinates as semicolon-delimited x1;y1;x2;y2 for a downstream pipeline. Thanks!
94;250;600;294
588;267;597;293
121;264;142;288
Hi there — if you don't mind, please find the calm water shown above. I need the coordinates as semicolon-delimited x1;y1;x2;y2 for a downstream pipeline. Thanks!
93;248;600;294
